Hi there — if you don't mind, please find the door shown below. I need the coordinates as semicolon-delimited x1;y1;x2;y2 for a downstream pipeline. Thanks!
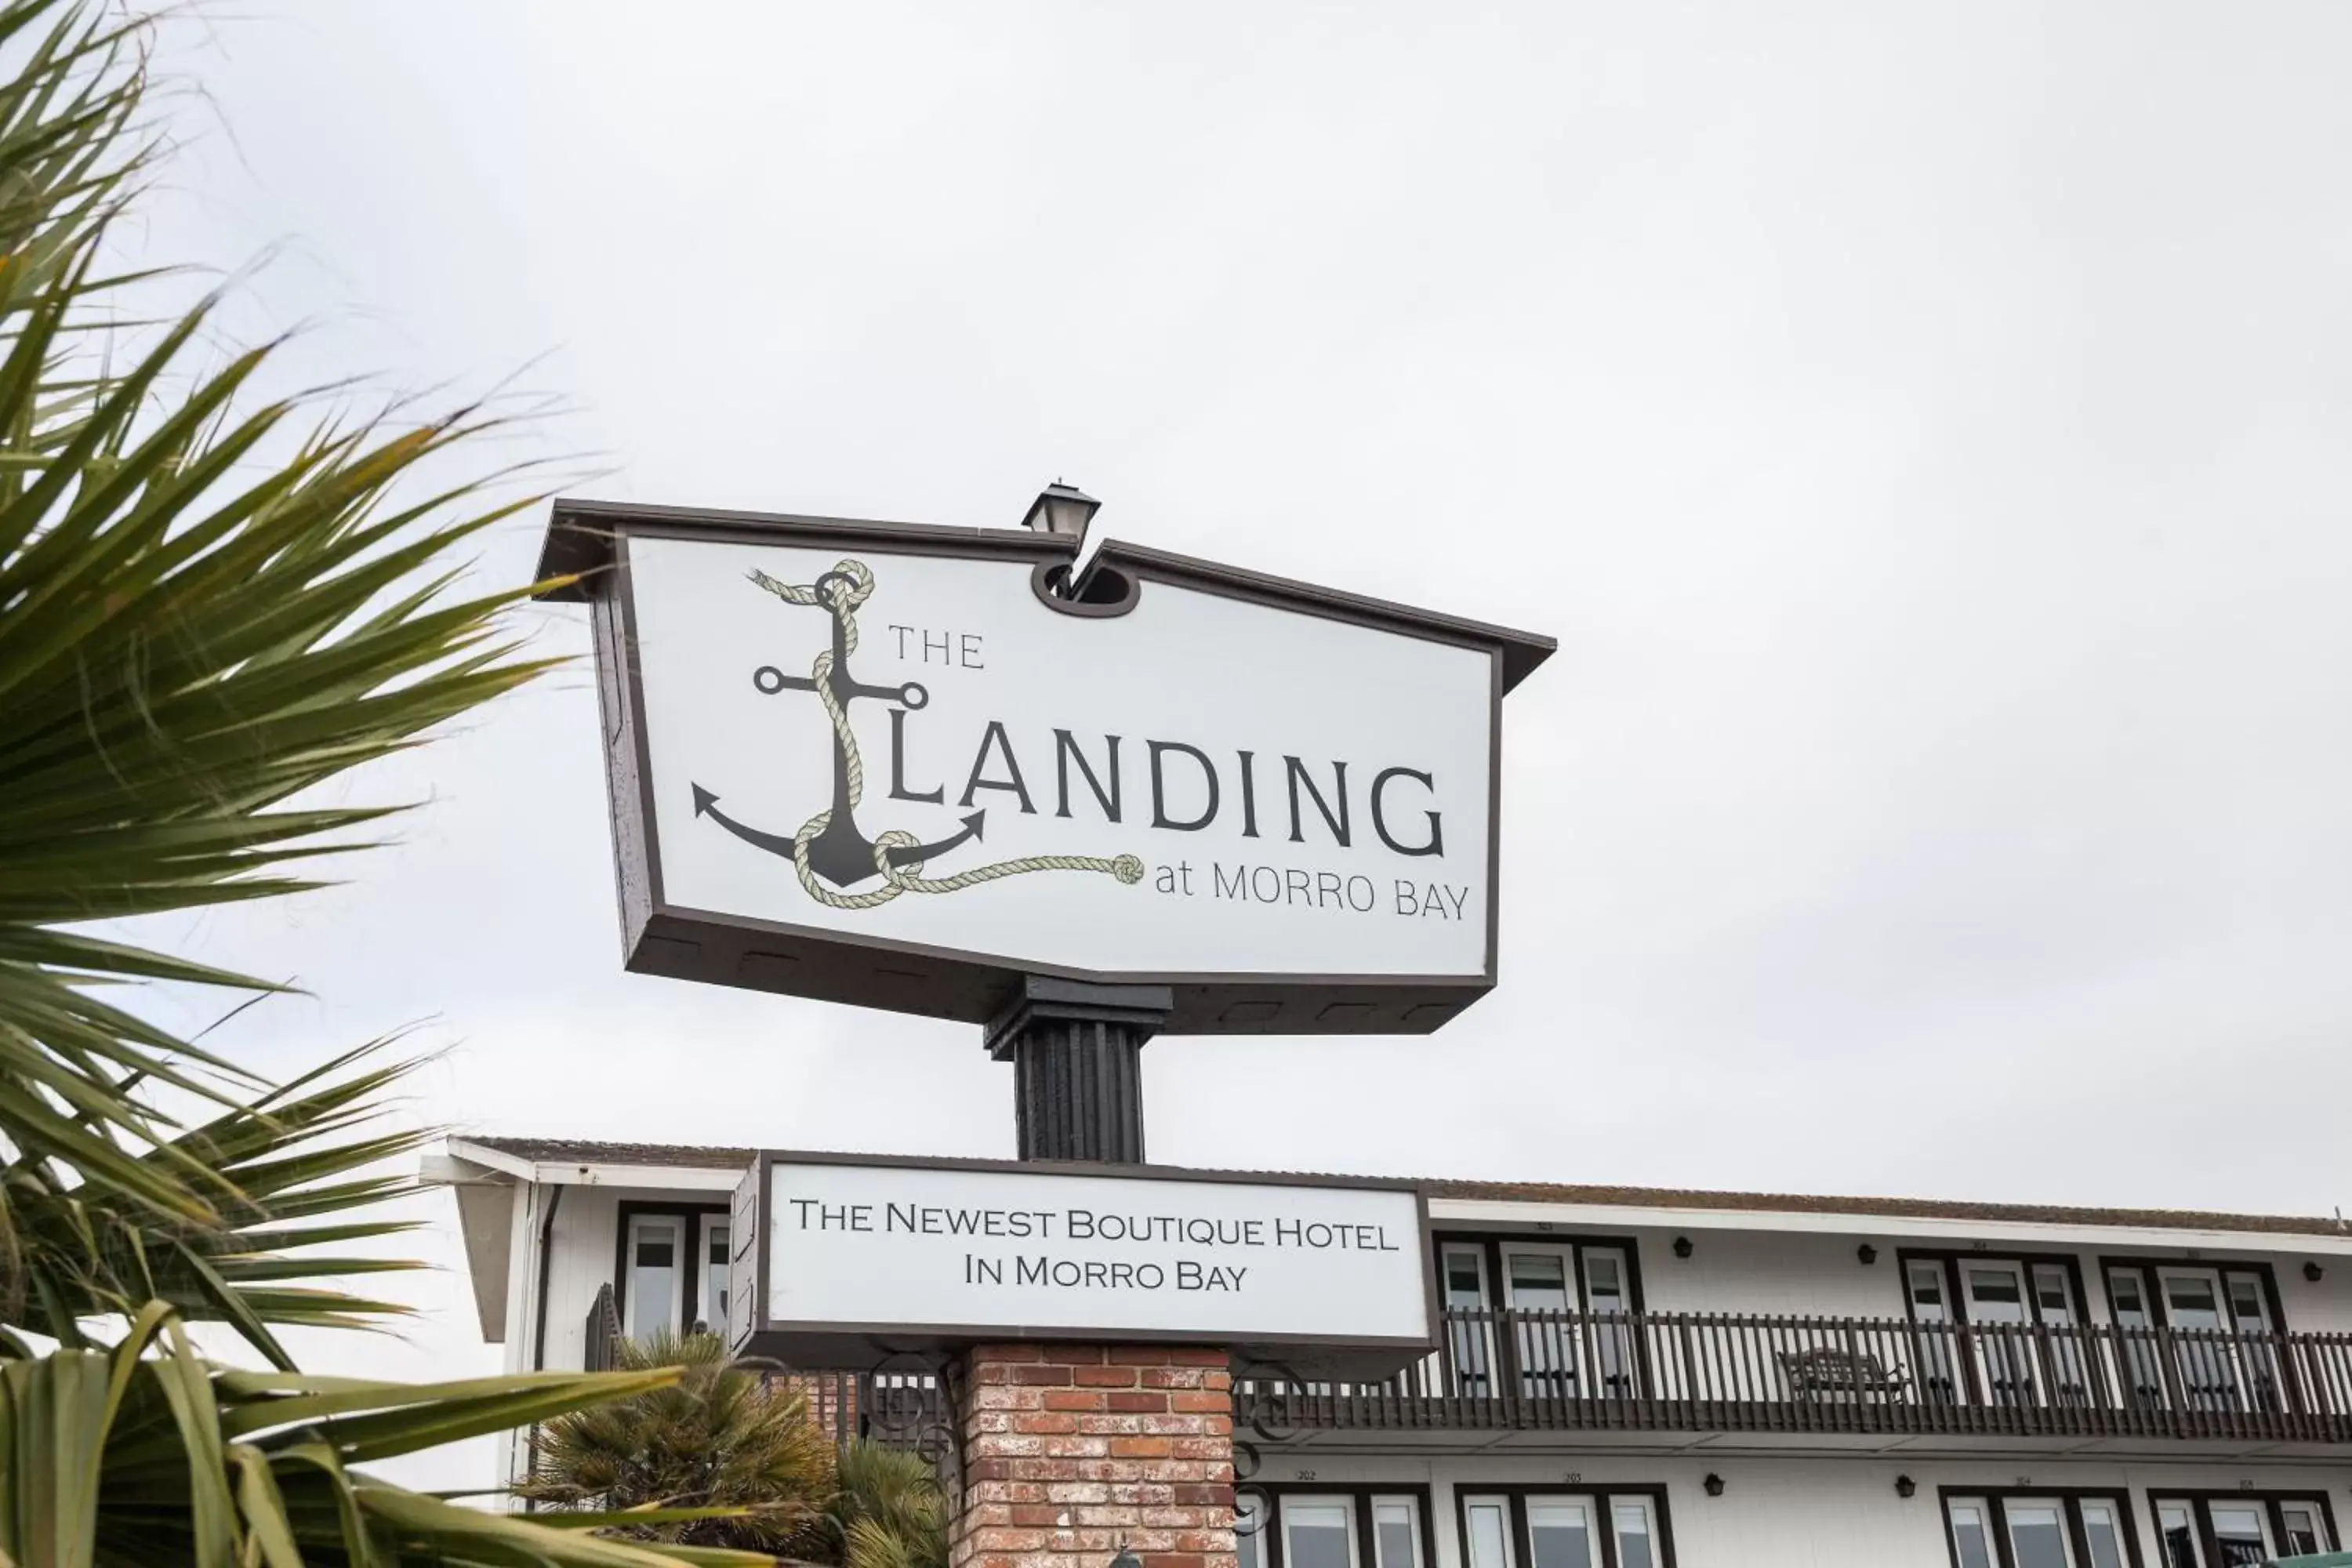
698;1215;731;1338
1961;1261;2037;1403
1461;1497;1515;1568
2157;1270;2238;1407
2154;1501;2202;1568
2223;1271;2282;1410
622;1214;682;1341
2002;1499;2075;1568
1368;1498;1421;1568
2278;1500;2329;1555
1908;1261;1962;1402
2029;1265;2089;1402
2077;1500;2129;1568
2205;1501;2272;1566
1279;1499;1359;1568
1581;1247;1638;1396
1947;1499;1998;1568
1608;1499;1660;1568
1501;1245;1578;1398
1524;1499;1597;1568
2107;1267;2169;1404
1440;1243;1497;1395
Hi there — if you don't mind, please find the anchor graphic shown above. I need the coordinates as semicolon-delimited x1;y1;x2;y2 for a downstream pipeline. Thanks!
691;557;1144;911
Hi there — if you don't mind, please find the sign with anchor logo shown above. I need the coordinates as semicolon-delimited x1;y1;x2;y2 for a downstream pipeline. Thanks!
544;500;1551;1034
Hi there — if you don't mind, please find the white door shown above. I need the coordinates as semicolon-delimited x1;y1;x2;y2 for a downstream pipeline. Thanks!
2157;1269;2238;1406
1948;1499;1998;1568
1279;1499;1359;1568
2078;1501;2130;1568
1441;1243;1497;1394
2002;1499;2075;1568
1501;1245;1578;1398
1461;1497;1515;1568
2278;1501;2329;1556
698;1214;731;1338
1368;1497;1421;1568
1908;1261;1962;1401
2205;1501;2273;1566
2029;1265;2088;1400
2107;1267;2169;1403
1608;1499;1660;1568
1961;1261;2036;1403
1525;1499;1597;1568
623;1214;682;1341
2154;1501;2203;1567
2223;1271;2282;1410
1581;1247;1637;1396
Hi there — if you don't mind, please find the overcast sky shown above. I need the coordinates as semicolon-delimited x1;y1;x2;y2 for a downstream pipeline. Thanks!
119;2;2352;1488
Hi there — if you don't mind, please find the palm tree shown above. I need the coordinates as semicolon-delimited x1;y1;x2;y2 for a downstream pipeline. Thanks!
826;1441;949;1568
517;1331;840;1555
0;3;765;1561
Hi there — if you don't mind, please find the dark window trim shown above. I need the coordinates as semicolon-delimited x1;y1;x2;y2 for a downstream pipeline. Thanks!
1243;1483;1437;1568
1453;1482;1677;1568
613;1199;729;1339
1432;1231;1649;1314
2096;1255;2290;1337
1935;1486;2144;1568
2146;1489;2337;1566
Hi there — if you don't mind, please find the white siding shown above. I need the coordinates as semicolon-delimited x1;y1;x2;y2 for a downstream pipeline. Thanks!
1249;1452;2352;1568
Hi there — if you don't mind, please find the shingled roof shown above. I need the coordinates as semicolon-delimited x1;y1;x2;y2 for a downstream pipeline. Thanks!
453;1136;2351;1241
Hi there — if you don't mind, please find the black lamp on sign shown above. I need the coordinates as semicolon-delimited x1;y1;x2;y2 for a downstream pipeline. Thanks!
1894;1475;1916;1500
1022;481;1102;546
2306;1261;2325;1283
1672;1236;1693;1260
1857;1243;1878;1266
1702;1473;1725;1497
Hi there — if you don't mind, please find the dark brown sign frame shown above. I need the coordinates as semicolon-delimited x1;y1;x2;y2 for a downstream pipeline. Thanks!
537;498;1553;1036
724;1149;1439;1381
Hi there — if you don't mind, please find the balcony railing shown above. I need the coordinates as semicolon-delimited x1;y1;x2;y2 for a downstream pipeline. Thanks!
1232;1307;2352;1446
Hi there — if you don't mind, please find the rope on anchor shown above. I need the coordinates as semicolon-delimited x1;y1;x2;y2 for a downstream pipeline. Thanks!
748;561;1145;911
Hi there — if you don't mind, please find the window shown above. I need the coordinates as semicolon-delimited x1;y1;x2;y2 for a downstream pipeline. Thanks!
1944;1493;2136;1568
1458;1489;1674;1568
2147;1494;2334;1567
623;1214;681;1339
699;1216;730;1338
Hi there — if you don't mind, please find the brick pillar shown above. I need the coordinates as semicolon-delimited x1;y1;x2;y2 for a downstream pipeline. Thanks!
955;1345;1236;1568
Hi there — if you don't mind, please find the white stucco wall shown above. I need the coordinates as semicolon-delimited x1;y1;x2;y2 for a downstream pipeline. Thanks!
1248;1450;2352;1568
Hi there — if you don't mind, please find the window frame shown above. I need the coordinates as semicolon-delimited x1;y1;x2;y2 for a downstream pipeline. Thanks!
2144;1490;2337;1566
613;1199;729;1341
1453;1483;1677;1568
1243;1483;1438;1568
1936;1486;2145;1568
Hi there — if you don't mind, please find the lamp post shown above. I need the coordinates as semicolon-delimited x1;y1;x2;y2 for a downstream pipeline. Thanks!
1022;481;1101;543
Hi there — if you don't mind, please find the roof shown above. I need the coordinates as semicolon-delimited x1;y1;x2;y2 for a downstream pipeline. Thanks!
454;1136;2352;1242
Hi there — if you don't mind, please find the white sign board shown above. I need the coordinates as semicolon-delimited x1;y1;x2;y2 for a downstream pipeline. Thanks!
549;505;1551;1033
733;1155;1432;1374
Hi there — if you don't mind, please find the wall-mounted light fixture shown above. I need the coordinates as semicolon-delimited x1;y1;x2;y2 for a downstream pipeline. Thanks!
1703;1474;1725;1497
1109;1541;1142;1568
2307;1261;2325;1283
1673;1236;1693;1259
1894;1475;1916;1500
1857;1243;1878;1265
